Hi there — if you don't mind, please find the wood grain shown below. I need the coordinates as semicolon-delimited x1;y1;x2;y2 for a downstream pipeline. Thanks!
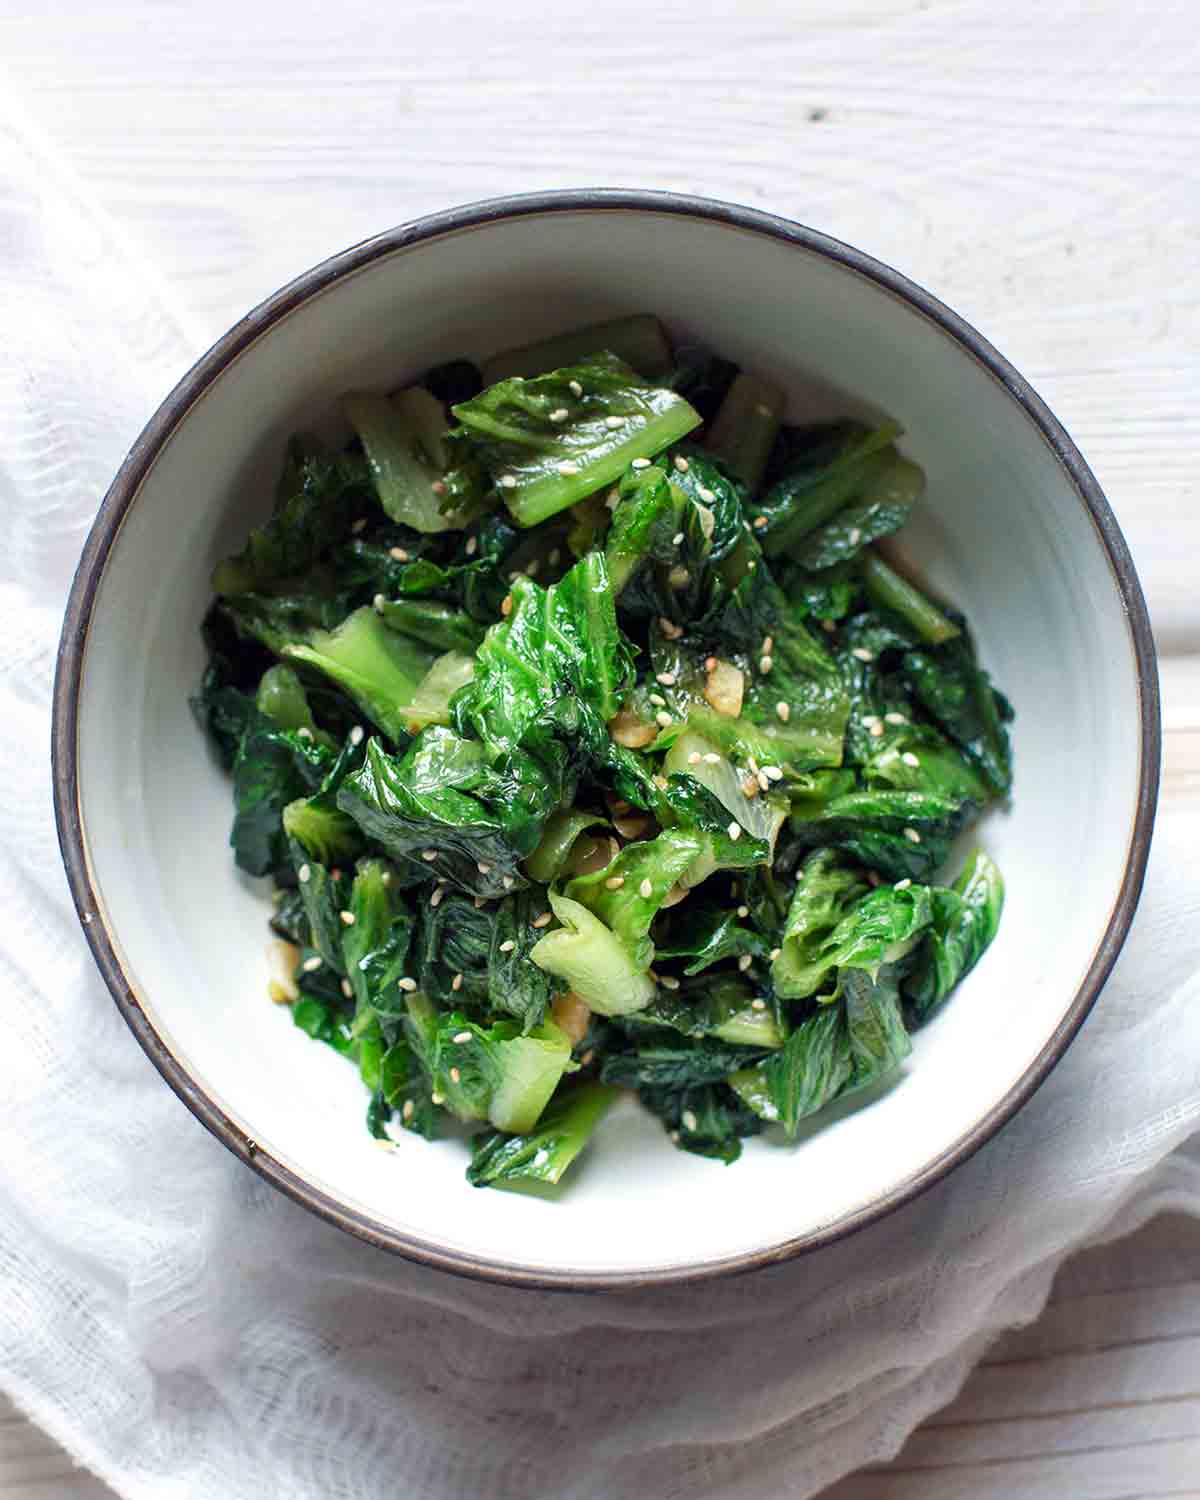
6;1210;1200;1499
0;0;1196;642
0;0;1196;1492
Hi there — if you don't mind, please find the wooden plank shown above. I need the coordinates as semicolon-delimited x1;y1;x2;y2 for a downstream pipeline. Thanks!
0;1396;110;1496
0;4;1196;1493
0;0;1196;646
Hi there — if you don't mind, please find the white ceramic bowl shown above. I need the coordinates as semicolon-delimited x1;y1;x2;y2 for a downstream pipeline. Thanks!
54;192;1159;1289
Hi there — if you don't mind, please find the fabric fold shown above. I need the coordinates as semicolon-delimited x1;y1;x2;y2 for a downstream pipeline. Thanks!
1;82;1195;1500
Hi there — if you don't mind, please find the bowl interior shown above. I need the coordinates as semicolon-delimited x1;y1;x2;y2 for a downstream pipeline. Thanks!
72;206;1146;1282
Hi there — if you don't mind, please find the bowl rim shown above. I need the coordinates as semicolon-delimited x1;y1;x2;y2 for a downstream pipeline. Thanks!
51;188;1161;1292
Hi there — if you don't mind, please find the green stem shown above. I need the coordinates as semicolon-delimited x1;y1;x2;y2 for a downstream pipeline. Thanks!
860;552;960;644
703;372;784;496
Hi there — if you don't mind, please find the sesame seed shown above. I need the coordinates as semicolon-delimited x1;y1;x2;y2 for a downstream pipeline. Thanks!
402;1099;415;1121
659;615;683;640
569;379;583;397
631;457;651;470
682;1110;698;1132
389;546;409;561
868;719;885;738
373;593;386;612
549;407;569;422
431;480;447;496
430;885;445;909
351;517;367;534
738;953;753;971
656;710;672;728
737;905;749;918
851;647;875;662
687;751;702;765
298;864;311;884
653;774;669;790
606;490;620;510
302;955;322;972
698;486;716;503
670;1130;681;1144
703;752;721;765
768;948;781;961
398;977;418;992
499;939;516;953
557;460;579;476
672;531;685;546
525;559;540;578
422;849;438;862
902;751;921;768
474;896;486;909
849;528;862;545
756;403;773;417
431;1092;444;1105
759;655;773;674
751;997;767;1011
821;619;836;634
341;979;353;999
895;878;913;891
549;548;561;565
465;535;478;556
449;1067;461;1083
776;701;791;722
381;872;392;886
885;712;907;725
339;910;355;926
752;515;769;530
762;636;774;654
508;570;521;584
581;1049;596;1066
748;756;759;772
502;875;513;889
499;474;518;490
742;774;760;798
758;769;771;791
728;821;742;841
904;827;922;844
656;671;677;686
649;692;666;707
763;765;783;781
296;726;313;741
477;861;491;875
605;875;625;890
605;415;624;429
674;456;690;473
532;911;553;929
501;594;513;616
639;878;654;899
704;656;718;673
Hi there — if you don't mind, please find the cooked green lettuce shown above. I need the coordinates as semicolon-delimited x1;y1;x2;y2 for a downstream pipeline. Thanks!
194;313;1013;1190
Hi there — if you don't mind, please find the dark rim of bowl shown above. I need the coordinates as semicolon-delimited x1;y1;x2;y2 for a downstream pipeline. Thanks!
52;189;1161;1292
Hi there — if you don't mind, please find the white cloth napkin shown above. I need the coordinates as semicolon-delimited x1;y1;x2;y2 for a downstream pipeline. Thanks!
3;91;1198;1500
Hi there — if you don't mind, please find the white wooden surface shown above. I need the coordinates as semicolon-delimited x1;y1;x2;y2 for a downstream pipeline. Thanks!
6;1203;1200;1499
1;0;1197;1493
